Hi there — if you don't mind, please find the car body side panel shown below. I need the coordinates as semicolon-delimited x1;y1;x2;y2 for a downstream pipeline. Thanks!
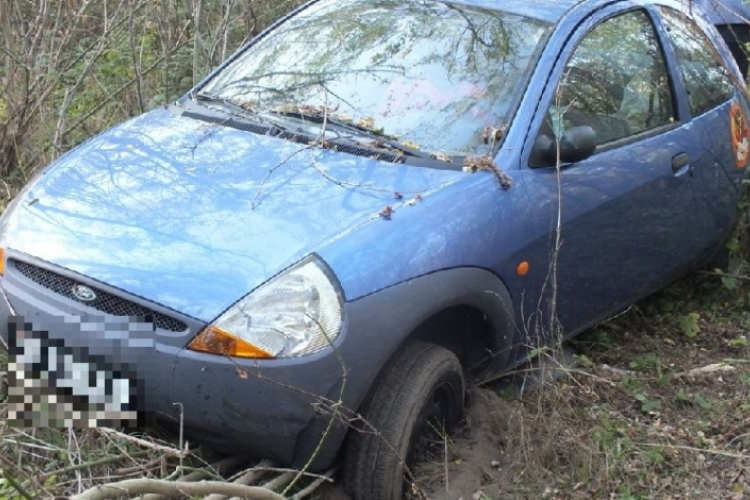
316;170;535;302
510;0;738;340
688;100;747;260
650;3;750;258
525;129;708;334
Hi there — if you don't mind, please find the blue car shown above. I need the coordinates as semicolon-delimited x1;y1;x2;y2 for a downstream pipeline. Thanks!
0;0;748;498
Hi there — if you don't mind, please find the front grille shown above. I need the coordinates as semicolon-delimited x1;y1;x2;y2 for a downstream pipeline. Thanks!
13;261;188;332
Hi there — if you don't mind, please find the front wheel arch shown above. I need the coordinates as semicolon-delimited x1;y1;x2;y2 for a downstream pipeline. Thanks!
355;266;518;377
292;267;517;471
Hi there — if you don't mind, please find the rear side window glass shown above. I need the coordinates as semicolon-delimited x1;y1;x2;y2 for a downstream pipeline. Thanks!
659;7;735;116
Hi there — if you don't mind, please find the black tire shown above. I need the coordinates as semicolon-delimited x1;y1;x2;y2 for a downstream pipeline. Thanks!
343;341;465;500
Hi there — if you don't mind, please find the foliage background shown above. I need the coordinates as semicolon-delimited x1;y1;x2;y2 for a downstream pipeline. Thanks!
0;0;303;196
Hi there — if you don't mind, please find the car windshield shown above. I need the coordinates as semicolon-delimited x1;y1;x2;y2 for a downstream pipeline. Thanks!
198;0;551;157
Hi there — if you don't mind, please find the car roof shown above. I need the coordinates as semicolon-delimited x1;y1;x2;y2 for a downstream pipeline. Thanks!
447;0;740;25
447;0;583;23
691;0;750;24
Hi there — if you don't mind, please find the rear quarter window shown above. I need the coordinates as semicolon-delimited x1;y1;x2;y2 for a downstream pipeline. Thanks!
659;7;735;116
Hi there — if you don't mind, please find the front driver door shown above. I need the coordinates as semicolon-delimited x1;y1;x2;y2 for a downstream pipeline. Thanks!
522;8;704;337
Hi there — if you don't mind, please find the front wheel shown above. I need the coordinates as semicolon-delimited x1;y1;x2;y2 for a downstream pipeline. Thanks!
344;341;465;500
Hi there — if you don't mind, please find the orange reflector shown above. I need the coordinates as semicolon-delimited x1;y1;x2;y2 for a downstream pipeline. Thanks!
188;326;273;359
516;261;530;276
0;247;5;275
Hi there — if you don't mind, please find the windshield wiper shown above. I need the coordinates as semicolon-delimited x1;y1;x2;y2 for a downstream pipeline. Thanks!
191;97;452;164
192;94;297;133
193;93;255;115
271;108;438;161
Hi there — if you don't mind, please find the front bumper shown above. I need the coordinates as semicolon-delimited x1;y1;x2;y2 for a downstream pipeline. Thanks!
0;252;352;469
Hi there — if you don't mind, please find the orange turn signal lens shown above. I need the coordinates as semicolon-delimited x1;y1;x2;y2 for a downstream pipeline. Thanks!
0;247;5;275
188;326;273;359
516;260;529;276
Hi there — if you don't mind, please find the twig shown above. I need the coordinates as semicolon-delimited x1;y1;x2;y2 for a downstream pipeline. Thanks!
638;442;749;460
173;401;185;473
62;35;190;138
203;458;273;500
251;146;310;209
97;428;188;457
243;466;333;483
290;468;336;500
114;456;164;475
674;363;737;379
40;449;151;478
260;470;295;491
308;158;400;194
444;432;449;493
697;270;750;281
281;313;348;496
0;447;44;497
593;363;640;380
563;368;618;387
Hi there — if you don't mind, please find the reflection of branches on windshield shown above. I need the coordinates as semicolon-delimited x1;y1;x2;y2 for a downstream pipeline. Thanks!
445;4;493;49
314;81;360;116
217;66;404;108
443;2;522;78
270;80;367;121
221;66;404;91
214;80;326;105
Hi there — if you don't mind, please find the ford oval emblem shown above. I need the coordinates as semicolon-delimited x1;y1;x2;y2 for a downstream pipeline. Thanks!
71;284;97;302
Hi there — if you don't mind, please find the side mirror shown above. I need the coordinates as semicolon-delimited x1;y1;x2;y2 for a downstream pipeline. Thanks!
534;125;597;165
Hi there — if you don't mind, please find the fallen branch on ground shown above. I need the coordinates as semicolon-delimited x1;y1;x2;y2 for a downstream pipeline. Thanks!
40;450;152;478
98;428;189;457
68;478;286;500
674;363;737;379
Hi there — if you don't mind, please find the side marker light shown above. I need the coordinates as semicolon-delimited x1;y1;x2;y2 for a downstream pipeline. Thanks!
516;261;529;276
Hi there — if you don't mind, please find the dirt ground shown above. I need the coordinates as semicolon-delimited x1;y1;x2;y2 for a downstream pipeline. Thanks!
407;277;750;500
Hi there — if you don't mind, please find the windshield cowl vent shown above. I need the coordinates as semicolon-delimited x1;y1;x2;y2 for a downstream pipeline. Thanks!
182;110;273;137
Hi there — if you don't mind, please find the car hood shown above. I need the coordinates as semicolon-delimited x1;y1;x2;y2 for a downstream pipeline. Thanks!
2;107;461;321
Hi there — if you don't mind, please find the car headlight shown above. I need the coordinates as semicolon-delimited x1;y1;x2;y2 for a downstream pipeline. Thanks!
188;255;343;359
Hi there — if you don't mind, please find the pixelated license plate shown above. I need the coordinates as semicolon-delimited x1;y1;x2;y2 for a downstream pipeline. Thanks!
6;317;154;428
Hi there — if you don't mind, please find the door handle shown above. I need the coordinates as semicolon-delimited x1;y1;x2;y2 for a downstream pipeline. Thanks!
671;152;691;176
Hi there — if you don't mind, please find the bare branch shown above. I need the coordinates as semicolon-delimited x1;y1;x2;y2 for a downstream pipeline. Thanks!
69;478;286;500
